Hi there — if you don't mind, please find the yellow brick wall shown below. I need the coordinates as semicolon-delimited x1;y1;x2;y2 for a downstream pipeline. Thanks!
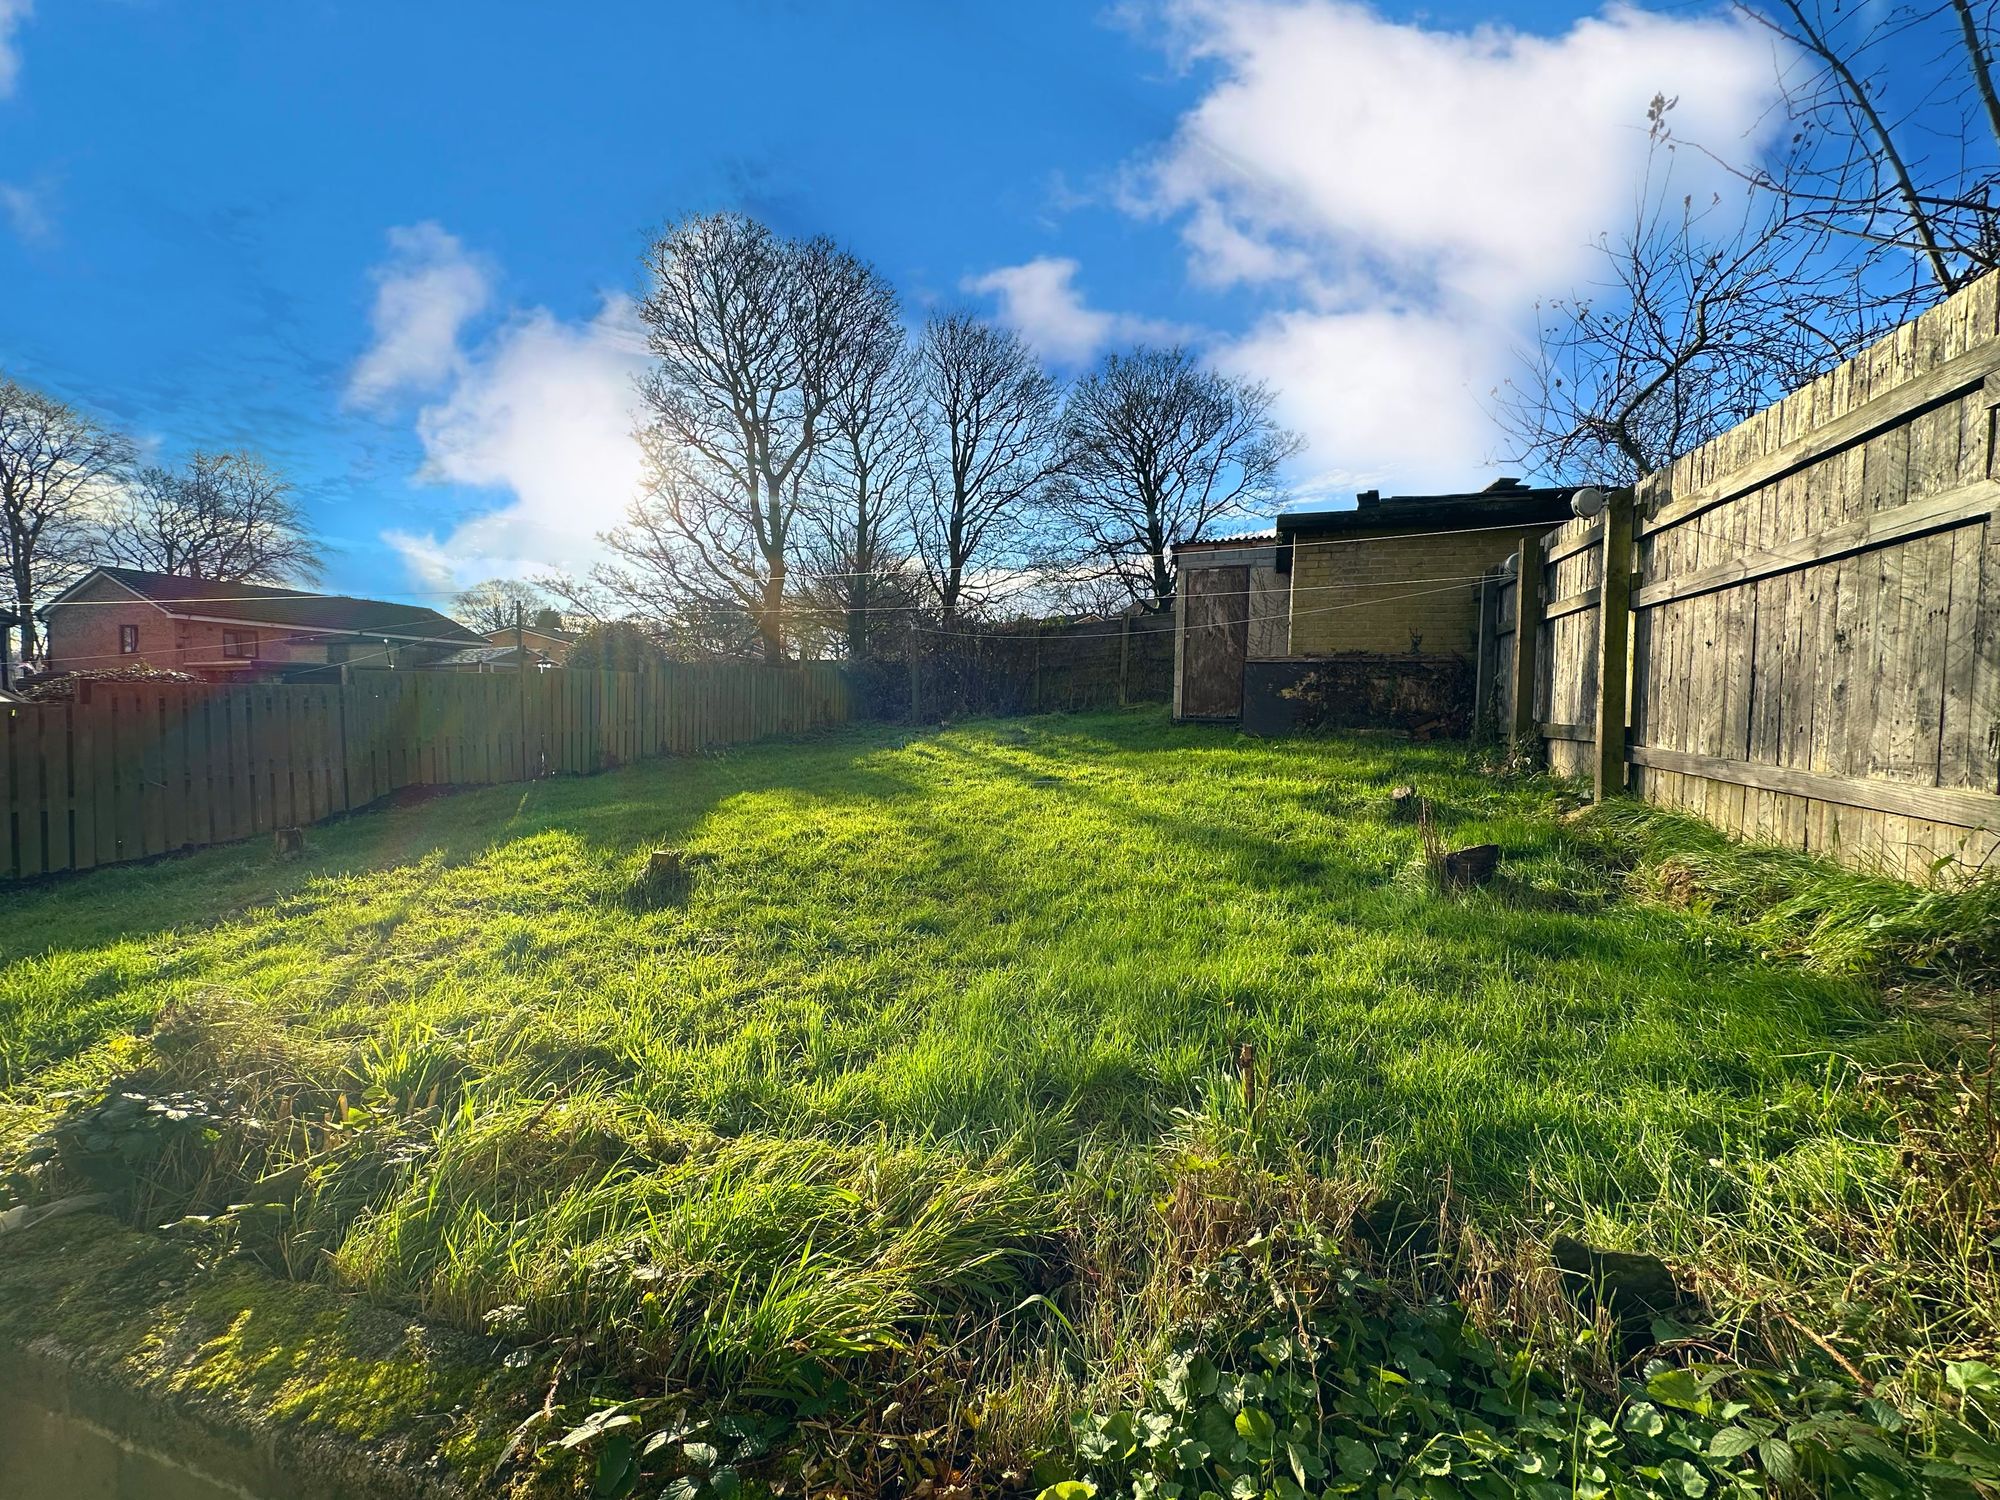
1287;526;1552;656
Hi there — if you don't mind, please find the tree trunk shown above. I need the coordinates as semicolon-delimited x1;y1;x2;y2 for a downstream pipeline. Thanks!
10;565;36;660
761;559;787;663
847;574;869;661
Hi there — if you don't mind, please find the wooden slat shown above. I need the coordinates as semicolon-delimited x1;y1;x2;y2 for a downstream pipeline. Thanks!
1633;478;2000;609
1540;721;1594;744
15;705;47;876
1543;584;1602;621
0;706;14;879
1629;744;2000;830
1643;336;2000;534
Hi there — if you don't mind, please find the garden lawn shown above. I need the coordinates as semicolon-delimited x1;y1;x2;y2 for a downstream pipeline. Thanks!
0;709;1979;1494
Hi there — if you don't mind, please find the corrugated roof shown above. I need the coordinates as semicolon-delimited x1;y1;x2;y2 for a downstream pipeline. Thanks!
56;567;484;644
1175;531;1278;549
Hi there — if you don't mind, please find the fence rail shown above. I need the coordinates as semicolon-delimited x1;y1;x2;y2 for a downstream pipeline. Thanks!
1;662;848;881
1484;272;2000;878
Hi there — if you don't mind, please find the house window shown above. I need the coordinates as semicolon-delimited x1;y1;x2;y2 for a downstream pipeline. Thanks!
222;628;258;659
118;624;139;655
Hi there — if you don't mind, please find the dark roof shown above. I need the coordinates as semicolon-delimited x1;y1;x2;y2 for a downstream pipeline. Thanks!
1276;478;1582;537
54;566;484;644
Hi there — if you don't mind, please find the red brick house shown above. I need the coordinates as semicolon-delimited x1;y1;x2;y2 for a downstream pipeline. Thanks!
41;566;485;682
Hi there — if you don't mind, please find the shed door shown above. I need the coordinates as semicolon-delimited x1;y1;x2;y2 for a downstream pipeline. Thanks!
1182;565;1250;718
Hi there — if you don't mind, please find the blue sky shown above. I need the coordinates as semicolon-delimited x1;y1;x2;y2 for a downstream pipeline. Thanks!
1;0;1790;600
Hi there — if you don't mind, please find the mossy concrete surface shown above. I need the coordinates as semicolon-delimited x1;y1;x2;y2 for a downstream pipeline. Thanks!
0;1214;528;1499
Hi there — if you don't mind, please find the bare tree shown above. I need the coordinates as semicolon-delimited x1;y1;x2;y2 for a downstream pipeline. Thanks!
909;313;1062;621
1502;136;1865;483
0;377;133;660
1734;0;2000;300
1510;3;2000;484
1049;346;1299;610
618;214;899;662
803;302;920;659
452;577;552;634
101;450;322;584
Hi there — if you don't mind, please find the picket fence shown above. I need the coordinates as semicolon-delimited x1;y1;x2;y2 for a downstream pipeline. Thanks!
0;662;849;880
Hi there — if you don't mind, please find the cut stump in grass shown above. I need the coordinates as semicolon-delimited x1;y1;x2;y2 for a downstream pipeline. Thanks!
627;848;705;909
1389;785;1418;820
1552;1235;1698;1357
274;827;305;859
1438;844;1500;891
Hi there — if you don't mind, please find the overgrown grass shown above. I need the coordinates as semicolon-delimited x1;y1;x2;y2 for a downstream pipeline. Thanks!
1;711;1993;1495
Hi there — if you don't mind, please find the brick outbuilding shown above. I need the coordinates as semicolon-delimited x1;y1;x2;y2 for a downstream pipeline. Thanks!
1172;480;1586;729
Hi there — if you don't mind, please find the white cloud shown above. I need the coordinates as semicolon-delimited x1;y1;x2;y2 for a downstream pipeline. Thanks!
346;222;494;410
1218;307;1499;499
0;0;29;98
380;293;649;589
0;181;49;243
1130;0;1784;489
964;256;1190;365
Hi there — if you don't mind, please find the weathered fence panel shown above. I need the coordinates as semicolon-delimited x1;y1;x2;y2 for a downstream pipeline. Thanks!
1535;515;1605;780
1626;277;2000;878
1489;271;2000;877
1;662;848;881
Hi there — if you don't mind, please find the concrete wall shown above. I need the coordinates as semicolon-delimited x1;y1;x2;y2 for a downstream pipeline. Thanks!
1287;526;1552;657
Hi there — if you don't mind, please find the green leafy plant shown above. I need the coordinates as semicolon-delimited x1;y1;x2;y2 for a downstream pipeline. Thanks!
1035;1236;2000;1500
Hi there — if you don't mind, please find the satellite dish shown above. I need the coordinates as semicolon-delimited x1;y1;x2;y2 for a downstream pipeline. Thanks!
1570;486;1607;519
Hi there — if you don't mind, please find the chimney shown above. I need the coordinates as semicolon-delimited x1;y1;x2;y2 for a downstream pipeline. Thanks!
1356;488;1381;508
1483;477;1525;492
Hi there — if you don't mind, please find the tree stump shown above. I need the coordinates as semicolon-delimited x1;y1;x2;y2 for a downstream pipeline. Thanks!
274;827;305;859
1388;785;1418;820
1437;843;1499;890
1552;1235;1697;1357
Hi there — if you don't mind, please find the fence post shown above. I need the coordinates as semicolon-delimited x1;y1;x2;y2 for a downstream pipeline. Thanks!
514;603;528;781
1472;570;1499;738
1508;537;1541;745
1593;491;1635;800
1118;617;1132;707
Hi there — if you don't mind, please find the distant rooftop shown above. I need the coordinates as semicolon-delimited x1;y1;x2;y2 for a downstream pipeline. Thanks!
51;566;485;644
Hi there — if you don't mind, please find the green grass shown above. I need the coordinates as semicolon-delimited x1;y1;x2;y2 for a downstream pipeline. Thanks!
1;710;1991;1494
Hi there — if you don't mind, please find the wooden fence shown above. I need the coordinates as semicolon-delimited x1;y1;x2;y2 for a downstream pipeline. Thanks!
0;662;848;881
1487;272;2000;878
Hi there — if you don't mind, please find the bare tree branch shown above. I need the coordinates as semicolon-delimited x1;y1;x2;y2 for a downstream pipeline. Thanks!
617;214;899;661
908;313;1061;622
100;450;322;585
1048;346;1299;611
0;376;133;659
